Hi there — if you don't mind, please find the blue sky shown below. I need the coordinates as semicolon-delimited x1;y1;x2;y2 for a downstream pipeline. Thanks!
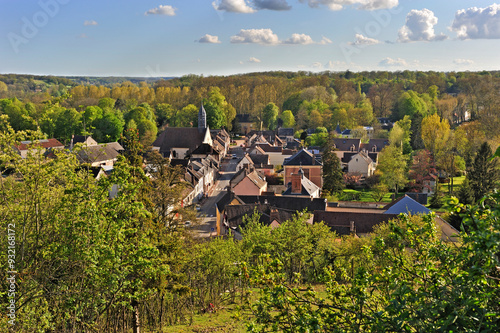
1;0;499;77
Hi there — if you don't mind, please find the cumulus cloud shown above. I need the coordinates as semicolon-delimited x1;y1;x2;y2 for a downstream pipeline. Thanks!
451;4;500;40
379;57;407;66
254;0;291;10
77;33;88;39
197;34;222;43
249;57;261;63
230;29;280;44
300;0;398;11
349;33;380;45
453;58;474;65
230;29;329;45
398;9;447;42
283;33;315;44
212;0;256;13
145;5;177;16
84;20;98;26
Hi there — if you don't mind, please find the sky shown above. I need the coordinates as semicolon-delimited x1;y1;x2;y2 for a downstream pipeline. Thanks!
0;0;499;77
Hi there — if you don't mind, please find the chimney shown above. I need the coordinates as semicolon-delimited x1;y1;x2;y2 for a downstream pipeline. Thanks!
270;208;279;222
291;172;302;194
350;221;356;234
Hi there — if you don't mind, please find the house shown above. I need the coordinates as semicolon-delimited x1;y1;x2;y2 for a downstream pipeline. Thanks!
314;210;399;236
76;143;122;167
152;104;213;159
236;154;254;171
361;139;390;153
347;151;377;177
283;149;323;188
254;143;287;166
278;128;295;142
14;138;64;158
235;114;255;135
230;165;267;196
216;192;327;237
69;135;98;148
215;190;245;235
282;167;321;198
183;156;218;204
314;195;459;242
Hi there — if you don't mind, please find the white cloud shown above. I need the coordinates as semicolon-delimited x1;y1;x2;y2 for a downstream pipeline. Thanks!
379;57;407;66
398;9;447;42
249;57;261;63
212;0;256;13
283;33;315;44
453;58;474;65
300;0;398;11
451;4;500;40
145;5;177;16
312;62;323;69
197;34;221;44
230;29;280;44
349;33;380;45
319;36;333;44
77;33;88;39
84;20;98;26
254;0;291;10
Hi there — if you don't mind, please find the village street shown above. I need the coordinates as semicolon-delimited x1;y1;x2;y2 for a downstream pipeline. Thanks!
193;145;244;238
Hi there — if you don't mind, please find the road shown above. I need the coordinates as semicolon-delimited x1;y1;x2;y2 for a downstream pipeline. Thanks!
192;146;244;238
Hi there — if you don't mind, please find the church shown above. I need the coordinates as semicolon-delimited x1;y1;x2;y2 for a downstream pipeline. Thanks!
152;104;230;160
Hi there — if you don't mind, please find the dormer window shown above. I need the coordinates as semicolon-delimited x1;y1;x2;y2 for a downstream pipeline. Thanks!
350;144;355;152
372;145;377;152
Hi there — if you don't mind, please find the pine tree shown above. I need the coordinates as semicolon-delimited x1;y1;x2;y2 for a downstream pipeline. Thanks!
468;142;500;202
429;182;443;208
322;136;344;195
457;177;474;204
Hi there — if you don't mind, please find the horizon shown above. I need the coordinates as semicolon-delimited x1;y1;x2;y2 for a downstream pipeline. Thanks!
1;1;499;77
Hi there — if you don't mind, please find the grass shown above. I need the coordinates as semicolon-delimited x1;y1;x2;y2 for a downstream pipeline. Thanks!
162;303;247;333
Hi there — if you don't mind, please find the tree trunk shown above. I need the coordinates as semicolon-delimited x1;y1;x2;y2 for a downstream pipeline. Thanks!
132;300;140;333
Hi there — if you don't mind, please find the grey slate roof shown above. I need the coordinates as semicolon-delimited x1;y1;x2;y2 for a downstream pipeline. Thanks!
77;144;120;164
383;195;431;215
238;195;327;212
313;210;399;234
283;149;322;166
331;138;361;152
152;127;207;157
278;128;294;137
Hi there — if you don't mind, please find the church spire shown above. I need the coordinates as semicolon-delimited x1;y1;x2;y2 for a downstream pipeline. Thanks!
198;102;207;132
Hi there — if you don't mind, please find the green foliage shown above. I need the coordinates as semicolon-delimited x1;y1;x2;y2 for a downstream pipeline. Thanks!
247;205;500;332
377;145;408;194
468;142;500;202
322;136;345;195
280;110;295;128
262;102;279;130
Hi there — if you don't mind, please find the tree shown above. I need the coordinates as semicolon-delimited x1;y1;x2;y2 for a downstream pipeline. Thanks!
377;145;408;195
421;113;450;157
322;136;344;195
457;177;474;205
204;87;235;129
281;110;295;128
247;196;500;332
408;149;434;192
467;142;500;202
93;110;124;142
262;102;279;130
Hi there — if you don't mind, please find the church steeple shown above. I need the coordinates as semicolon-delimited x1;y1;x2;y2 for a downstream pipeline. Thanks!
198;103;207;132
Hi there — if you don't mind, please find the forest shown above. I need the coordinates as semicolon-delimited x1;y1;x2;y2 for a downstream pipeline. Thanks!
1;70;500;332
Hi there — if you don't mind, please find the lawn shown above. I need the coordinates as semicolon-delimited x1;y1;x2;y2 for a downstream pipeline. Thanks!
162;303;246;333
